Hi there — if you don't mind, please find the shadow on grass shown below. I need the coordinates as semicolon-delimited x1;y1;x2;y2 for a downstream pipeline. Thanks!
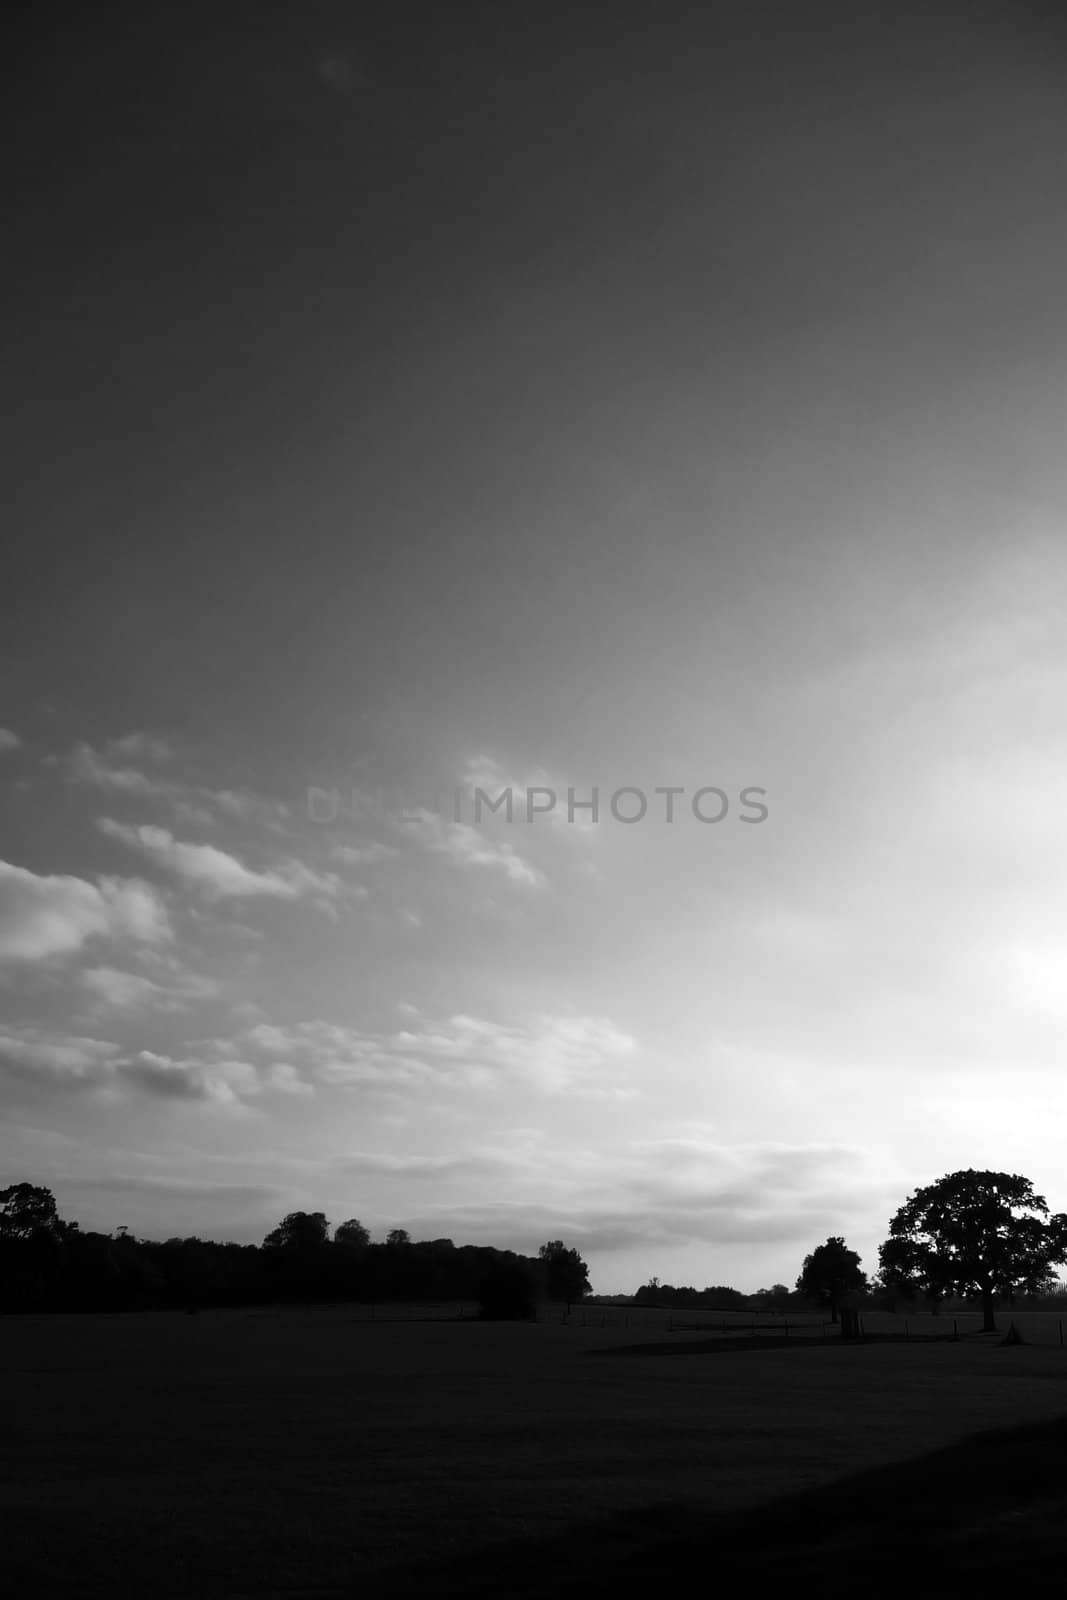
355;1414;1067;1595
589;1332;830;1355
587;1330;960;1356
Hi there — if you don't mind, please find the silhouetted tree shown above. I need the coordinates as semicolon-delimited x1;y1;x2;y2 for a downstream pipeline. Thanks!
880;1170;1067;1333
703;1285;747;1307
477;1255;538;1320
796;1236;867;1323
752;1283;794;1313
334;1219;370;1250
262;1211;330;1251
0;1183;64;1239
866;1267;914;1312
538;1239;591;1302
385;1228;411;1248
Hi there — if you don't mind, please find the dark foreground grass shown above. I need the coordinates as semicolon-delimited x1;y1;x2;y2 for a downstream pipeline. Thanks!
2;1306;1066;1594
373;1415;1067;1595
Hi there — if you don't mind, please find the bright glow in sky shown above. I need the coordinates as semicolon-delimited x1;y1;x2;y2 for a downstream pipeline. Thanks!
5;2;1067;1292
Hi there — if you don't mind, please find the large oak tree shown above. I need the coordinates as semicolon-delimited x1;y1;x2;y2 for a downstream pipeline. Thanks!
879;1169;1067;1332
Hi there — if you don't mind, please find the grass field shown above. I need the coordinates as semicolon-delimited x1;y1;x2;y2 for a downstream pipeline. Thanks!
3;1305;1067;1594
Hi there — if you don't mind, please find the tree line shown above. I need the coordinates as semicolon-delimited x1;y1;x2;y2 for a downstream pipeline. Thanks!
3;1168;1066;1331
0;1186;590;1317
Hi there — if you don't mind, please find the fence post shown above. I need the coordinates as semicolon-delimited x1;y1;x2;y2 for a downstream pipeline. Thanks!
1060;1319;1063;1347
952;1318;959;1341
905;1319;909;1341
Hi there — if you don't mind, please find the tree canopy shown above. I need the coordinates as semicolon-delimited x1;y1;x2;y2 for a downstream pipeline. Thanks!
334;1219;370;1250
538;1239;591;1302
796;1236;867;1323
0;1182;64;1239
879;1169;1067;1332
262;1211;330;1251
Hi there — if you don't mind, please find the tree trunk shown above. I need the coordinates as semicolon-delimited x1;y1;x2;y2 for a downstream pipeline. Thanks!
830;1300;838;1324
981;1285;996;1333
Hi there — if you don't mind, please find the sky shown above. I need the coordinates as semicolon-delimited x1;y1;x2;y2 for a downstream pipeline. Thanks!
5;0;1067;1293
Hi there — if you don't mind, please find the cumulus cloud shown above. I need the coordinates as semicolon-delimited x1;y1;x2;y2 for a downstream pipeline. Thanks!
96;820;340;904
397;808;543;886
0;728;22;752
0;860;171;961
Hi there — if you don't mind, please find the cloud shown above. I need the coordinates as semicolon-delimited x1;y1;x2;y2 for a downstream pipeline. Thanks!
113;1049;310;1104
51;1175;292;1244
0;728;22;752
391;1200;836;1257
331;841;398;867
118;1045;314;1104
66;1174;283;1202
234;1010;636;1097
0;860;172;961
80;963;219;1014
336;1150;515;1179
463;754;599;836
96;820;340;904
395;1013;636;1092
397;808;543;886
64;739;172;796
108;732;173;762
0;1022;310;1107
60;739;290;832
0;1025;117;1085
209;789;291;828
387;1140;881;1264
113;1050;265;1105
264;1061;313;1095
115;1050;226;1101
